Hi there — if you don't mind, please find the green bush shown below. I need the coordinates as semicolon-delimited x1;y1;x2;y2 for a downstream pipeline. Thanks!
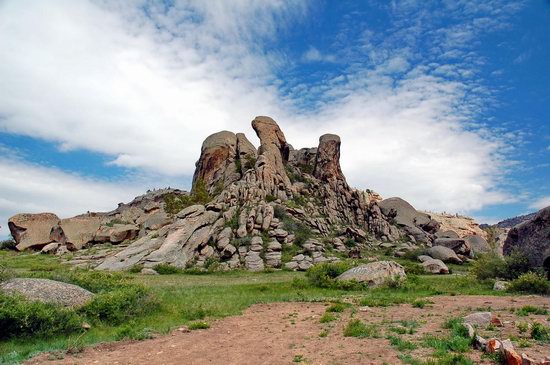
531;322;550;342
401;248;427;261
400;261;425;275
471;251;532;281
27;269;131;293
305;262;353;288
153;263;184;275
507;272;550;295
0;239;16;250
79;286;158;325
326;303;348;313
470;252;506;280
0;293;82;339
265;195;277;203
273;205;286;220
504;250;532;279
516;305;548;316
319;312;336;323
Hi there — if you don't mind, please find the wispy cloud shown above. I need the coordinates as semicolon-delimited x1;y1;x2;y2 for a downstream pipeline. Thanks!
529;196;550;210
0;0;526;221
302;46;336;63
0;153;144;238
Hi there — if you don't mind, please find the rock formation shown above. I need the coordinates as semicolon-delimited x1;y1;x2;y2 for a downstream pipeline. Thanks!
8;116;490;272
503;206;550;272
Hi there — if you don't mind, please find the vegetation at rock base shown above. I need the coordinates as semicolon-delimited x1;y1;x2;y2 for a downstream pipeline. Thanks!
470;250;534;282
0;239;16;250
507;272;550;295
0;293;82;339
1;248;548;364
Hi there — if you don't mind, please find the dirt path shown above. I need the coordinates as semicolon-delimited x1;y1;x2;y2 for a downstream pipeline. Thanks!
27;295;550;365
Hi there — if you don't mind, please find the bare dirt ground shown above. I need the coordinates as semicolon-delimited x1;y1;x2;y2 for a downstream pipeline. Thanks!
27;295;550;365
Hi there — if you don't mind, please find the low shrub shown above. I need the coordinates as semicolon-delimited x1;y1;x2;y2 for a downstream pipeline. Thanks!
516;305;548;316
400;261;425;275
153;263;184;275
265;195;277;203
507;272;550;295
471;251;532;281
305;262;353;289
0;293;82;339
79;286;158;325
326;303;348;313
319;312;336;323
0;239;16;250
401;248;427;261
470;252;506;280
531;323;549;342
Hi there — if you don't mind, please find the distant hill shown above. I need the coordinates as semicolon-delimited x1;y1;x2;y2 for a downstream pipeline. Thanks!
493;212;537;229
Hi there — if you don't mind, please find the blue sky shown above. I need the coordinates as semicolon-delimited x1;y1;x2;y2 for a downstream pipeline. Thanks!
0;0;549;238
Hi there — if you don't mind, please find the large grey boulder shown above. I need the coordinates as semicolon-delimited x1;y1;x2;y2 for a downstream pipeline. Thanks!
503;206;550;270
465;235;490;256
378;197;435;241
379;198;431;228
427;246;462;264
433;237;470;256
0;278;94;307
56;215;102;250
421;258;449;274
336;261;406;287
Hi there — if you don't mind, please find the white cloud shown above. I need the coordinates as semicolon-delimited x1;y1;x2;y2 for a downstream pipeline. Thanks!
0;156;144;239
0;0;522;220
529;196;550;211
302;46;336;63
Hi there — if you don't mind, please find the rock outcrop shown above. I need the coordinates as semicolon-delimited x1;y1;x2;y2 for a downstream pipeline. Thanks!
427;211;487;240
8;116;475;272
8;213;60;250
503;206;550;271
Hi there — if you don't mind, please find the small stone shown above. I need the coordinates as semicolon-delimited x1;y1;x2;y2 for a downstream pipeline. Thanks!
491;316;503;327
177;326;190;333
486;338;502;353
493;280;509;291
501;339;521;365
141;268;159;275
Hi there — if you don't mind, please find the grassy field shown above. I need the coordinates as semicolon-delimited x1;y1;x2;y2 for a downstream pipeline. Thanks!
0;250;503;364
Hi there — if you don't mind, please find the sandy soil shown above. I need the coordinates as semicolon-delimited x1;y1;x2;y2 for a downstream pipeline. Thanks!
27;295;550;365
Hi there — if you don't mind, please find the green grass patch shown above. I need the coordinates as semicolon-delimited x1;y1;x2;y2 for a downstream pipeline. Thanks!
343;319;380;338
188;321;210;330
516;305;549;316
387;335;417;351
326;302;349;313
319;312;337;323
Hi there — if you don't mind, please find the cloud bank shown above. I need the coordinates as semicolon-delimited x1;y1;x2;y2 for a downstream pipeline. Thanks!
0;0;523;234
